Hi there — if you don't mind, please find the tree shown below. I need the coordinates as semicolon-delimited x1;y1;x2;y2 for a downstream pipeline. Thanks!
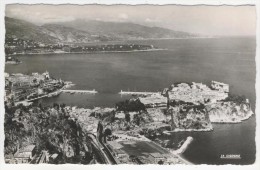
103;128;112;143
158;160;164;165
125;112;130;122
116;99;145;112
133;114;140;126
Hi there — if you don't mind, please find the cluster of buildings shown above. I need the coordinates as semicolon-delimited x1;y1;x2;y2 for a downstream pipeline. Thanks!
138;81;229;108
5;37;155;56
5;37;61;55
66;105;186;164
139;93;167;108
5;145;36;164
67;107;109;134
4;78;231;164
166;81;229;105
5;71;64;105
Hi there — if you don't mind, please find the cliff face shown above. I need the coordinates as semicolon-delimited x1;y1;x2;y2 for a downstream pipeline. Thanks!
207;101;253;123
167;103;213;131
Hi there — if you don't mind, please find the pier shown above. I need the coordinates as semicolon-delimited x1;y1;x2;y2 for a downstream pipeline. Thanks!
172;136;194;155
61;89;98;94
119;90;159;95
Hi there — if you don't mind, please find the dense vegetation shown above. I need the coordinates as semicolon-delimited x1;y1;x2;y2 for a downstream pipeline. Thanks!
222;94;247;105
4;103;93;164
167;101;211;130
115;99;146;112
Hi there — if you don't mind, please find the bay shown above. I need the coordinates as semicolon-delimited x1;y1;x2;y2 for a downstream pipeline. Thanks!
5;37;256;164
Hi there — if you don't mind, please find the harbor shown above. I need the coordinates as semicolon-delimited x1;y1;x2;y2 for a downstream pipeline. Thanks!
4;7;256;165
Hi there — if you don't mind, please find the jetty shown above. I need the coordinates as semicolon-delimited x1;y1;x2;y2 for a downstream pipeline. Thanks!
172;136;194;155
119;90;159;95
61;89;98;94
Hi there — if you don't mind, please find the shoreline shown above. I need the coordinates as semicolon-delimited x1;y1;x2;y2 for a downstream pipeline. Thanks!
127;36;216;41
47;36;252;46
15;89;61;105
170;136;194;155
131;36;255;41
145;135;193;165
167;127;213;133
210;110;254;124
15;82;74;105
7;48;167;57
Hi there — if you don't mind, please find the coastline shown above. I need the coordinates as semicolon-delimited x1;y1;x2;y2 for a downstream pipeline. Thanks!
15;89;61;106
146;135;193;165
167;127;213;133
177;154;194;165
126;36;216;41
129;36;254;41
5;61;22;64
15;81;74;105
210;110;254;124
47;36;217;46
7;48;167;57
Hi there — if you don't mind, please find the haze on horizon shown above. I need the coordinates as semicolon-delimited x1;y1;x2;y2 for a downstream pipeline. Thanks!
5;4;256;36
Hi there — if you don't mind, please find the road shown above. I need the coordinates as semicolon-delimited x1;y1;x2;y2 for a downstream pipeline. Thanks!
86;133;117;164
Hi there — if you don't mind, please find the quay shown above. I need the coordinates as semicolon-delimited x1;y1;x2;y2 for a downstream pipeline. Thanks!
171;136;194;155
61;89;98;94
119;90;159;95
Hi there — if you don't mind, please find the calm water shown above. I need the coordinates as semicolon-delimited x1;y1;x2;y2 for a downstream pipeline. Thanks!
5;37;256;164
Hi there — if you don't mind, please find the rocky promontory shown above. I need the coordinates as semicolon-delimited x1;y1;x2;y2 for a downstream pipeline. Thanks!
134;81;254;132
207;99;253;123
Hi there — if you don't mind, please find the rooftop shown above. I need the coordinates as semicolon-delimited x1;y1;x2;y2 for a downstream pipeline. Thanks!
14;152;32;158
108;141;123;149
19;145;36;152
150;152;165;158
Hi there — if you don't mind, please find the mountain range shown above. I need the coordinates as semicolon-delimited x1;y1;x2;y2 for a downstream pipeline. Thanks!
5;17;197;44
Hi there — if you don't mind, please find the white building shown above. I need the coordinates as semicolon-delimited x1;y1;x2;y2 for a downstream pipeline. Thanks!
211;81;229;93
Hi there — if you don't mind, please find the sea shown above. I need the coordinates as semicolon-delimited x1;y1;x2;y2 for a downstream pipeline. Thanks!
5;37;256;165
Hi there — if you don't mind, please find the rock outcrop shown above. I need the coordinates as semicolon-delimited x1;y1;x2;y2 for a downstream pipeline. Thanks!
207;101;253;123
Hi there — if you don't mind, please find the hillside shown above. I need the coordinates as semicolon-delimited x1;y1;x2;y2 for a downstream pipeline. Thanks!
5;17;94;43
48;19;195;40
6;17;196;44
42;24;95;43
5;17;57;43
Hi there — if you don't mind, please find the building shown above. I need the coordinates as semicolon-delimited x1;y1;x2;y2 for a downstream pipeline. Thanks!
149;153;166;163
107;141;123;149
114;149;127;158
107;141;128;161
42;71;50;79
14;145;36;163
211;81;229;93
5;154;15;163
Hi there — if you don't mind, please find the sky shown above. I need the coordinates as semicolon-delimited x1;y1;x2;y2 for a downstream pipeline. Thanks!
5;4;256;36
